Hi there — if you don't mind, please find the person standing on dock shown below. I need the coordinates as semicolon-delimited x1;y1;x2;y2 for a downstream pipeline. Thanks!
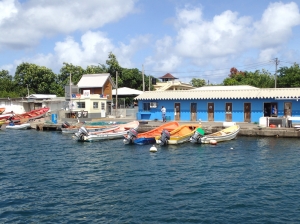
161;106;166;122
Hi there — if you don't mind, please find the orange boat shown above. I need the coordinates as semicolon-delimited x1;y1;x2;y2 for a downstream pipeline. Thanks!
123;121;180;145
0;108;5;115
155;124;201;145
1;107;50;123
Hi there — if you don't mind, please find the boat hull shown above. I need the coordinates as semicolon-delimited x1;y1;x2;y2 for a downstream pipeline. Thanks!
133;137;156;145
200;125;240;144
1;108;49;123
77;131;128;142
74;121;139;142
157;134;193;145
124;121;180;145
6;123;31;130
62;126;116;134
155;124;201;145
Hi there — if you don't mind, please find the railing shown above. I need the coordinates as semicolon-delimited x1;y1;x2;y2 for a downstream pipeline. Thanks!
109;107;138;118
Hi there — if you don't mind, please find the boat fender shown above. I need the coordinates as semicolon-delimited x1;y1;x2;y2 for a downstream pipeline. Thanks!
210;139;217;145
150;145;157;152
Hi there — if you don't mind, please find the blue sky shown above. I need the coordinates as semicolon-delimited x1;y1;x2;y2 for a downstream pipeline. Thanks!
1;0;300;84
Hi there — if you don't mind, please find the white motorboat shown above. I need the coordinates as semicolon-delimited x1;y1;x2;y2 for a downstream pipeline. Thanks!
6;123;31;130
193;125;240;144
73;121;139;142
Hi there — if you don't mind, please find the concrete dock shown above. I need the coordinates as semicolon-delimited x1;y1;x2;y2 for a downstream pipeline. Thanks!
31;118;300;138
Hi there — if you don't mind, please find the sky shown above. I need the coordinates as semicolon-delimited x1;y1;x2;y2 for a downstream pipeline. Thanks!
1;0;300;84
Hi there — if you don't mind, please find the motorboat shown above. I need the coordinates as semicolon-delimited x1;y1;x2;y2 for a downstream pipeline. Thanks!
123;121;180;145
155;124;201;145
199;125;240;144
74;121;139;142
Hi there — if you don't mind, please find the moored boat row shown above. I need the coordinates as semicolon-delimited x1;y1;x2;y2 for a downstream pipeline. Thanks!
71;120;240;147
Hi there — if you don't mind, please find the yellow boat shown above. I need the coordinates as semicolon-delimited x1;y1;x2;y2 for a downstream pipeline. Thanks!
0;119;6;128
155;124;201;145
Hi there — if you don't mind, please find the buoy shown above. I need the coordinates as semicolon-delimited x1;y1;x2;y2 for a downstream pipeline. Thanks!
150;145;157;152
210;139;217;145
230;147;233;150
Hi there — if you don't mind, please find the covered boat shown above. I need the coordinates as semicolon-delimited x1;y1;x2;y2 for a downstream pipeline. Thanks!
155;124;201;145
123;121;180;145
200;125;240;144
74;121;139;142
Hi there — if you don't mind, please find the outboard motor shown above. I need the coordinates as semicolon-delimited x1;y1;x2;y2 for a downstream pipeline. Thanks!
124;128;138;144
190;128;205;144
159;129;170;146
62;121;71;128
74;126;89;141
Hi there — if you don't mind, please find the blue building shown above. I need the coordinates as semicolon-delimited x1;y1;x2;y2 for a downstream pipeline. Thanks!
135;86;300;123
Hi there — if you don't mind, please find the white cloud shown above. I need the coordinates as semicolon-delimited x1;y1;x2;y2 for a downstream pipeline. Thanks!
0;0;137;49
252;2;300;48
148;2;300;76
8;31;150;73
0;0;18;24
258;48;279;62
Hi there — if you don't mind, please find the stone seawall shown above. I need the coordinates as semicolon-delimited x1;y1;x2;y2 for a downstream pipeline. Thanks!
137;122;300;138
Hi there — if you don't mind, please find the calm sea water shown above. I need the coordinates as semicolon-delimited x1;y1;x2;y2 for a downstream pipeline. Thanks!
1;129;300;223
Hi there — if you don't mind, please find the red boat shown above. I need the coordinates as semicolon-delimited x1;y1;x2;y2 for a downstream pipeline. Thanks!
1;107;50;123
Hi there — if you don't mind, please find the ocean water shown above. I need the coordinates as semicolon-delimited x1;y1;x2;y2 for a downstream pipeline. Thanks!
1;129;300;223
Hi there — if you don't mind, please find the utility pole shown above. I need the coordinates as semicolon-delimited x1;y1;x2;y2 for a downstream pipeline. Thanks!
115;71;118;117
149;76;151;91
26;84;29;97
142;64;145;92
69;73;72;118
275;58;279;88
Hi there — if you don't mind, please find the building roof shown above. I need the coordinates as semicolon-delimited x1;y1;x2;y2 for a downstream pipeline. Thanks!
158;73;178;79
135;88;300;100
77;73;116;88
154;81;195;91
194;85;259;90
112;87;143;96
27;94;57;99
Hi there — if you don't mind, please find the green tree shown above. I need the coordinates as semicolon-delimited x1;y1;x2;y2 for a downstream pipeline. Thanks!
14;63;58;95
277;63;300;87
190;78;206;87
85;64;108;74
120;68;146;90
58;62;85;86
222;67;274;88
0;70;18;97
106;52;122;77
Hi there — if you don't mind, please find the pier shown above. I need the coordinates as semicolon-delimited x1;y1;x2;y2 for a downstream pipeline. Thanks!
27;118;300;138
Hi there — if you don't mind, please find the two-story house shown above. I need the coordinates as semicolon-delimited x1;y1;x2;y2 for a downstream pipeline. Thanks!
66;73;116;119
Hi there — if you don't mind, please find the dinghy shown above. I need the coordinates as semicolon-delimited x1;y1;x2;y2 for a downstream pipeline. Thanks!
199;125;240;144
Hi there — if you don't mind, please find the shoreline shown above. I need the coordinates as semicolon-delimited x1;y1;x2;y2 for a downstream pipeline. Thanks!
27;117;300;138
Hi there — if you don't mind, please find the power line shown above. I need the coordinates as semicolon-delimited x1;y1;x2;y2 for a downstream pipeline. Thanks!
145;60;274;75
